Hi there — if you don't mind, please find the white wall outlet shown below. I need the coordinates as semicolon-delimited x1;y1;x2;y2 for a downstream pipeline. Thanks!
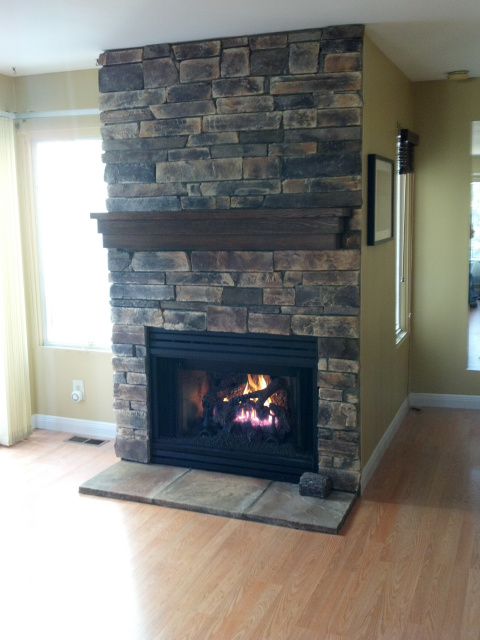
71;379;85;402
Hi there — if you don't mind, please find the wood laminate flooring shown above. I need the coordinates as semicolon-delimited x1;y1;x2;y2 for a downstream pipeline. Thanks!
0;406;479;639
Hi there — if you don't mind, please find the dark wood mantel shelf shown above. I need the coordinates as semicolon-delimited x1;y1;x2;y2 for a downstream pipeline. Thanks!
91;209;352;251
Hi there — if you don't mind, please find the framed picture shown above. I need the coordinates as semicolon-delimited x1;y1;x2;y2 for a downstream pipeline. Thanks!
367;154;394;245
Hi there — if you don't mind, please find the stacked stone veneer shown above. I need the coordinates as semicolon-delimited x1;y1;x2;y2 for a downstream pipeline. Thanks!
98;25;363;213
98;25;364;493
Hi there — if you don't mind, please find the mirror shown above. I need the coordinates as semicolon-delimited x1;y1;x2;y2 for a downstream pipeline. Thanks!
468;121;480;369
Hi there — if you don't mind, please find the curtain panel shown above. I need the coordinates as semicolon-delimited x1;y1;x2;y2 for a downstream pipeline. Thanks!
0;117;32;445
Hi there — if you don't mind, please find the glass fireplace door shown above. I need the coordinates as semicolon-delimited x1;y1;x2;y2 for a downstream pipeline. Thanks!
148;330;318;482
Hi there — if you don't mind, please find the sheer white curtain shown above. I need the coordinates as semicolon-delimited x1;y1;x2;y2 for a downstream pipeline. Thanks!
0;117;32;445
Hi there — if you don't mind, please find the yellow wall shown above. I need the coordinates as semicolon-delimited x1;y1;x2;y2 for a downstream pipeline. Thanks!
360;37;414;465
13;69;114;424
13;69;99;113
10;56;480;444
410;79;480;393
32;347;113;423
0;73;15;112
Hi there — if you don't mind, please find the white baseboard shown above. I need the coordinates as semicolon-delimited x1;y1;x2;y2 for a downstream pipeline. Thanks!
409;393;480;410
361;397;409;494
32;394;480;488
32;414;116;439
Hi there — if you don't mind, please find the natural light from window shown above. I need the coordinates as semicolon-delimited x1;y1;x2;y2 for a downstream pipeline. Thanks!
470;182;480;260
0;283;7;433
395;171;411;340
395;130;416;343
34;138;111;349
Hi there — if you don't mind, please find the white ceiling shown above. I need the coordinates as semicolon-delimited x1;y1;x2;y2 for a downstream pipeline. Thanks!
1;0;480;81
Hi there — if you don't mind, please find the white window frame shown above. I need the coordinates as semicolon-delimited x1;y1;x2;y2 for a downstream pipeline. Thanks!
395;151;414;344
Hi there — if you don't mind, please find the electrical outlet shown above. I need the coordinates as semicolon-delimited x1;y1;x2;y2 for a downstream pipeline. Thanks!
72;379;85;402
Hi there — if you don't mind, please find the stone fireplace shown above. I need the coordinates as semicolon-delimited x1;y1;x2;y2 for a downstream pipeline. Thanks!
92;24;363;493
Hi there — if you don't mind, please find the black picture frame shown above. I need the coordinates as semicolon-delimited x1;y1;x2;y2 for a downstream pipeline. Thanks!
367;154;394;246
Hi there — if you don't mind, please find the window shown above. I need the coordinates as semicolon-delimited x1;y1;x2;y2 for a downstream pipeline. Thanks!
470;181;480;260
395;129;419;341
33;138;110;349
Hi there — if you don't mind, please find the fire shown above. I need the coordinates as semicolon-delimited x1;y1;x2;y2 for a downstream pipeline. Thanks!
244;374;271;405
218;374;275;427
235;374;273;427
236;405;273;427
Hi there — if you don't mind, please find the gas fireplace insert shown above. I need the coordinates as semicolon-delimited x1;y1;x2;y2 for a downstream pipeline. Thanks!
148;330;318;482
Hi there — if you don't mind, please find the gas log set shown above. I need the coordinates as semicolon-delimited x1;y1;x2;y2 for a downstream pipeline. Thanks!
198;373;290;443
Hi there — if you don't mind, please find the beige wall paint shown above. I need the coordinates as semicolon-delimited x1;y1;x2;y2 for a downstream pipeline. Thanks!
0;73;15;112
13;69;99;112
32;347;113;423
13;57;480;445
13;69;114;425
361;37;414;466
0;74;15;112
411;79;480;393
472;155;480;175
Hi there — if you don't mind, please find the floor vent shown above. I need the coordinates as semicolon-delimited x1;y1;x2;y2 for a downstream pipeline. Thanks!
66;436;107;446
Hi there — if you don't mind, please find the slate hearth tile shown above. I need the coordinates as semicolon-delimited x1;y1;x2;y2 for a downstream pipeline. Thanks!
153;469;270;516
79;461;188;502
244;481;356;534
80;464;355;533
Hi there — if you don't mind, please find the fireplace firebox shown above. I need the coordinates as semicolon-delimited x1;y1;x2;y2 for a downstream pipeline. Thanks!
148;330;318;483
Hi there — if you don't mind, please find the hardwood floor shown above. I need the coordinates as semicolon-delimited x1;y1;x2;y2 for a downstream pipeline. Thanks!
0;407;479;640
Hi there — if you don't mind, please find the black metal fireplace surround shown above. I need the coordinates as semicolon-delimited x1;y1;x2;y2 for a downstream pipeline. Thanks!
148;330;318;483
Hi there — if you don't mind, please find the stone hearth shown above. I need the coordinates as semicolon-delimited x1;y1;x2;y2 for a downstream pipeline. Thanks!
80;461;356;533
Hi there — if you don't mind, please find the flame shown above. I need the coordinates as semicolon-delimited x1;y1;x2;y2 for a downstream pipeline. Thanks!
243;374;271;406
217;374;274;427
235;374;272;426
236;405;273;427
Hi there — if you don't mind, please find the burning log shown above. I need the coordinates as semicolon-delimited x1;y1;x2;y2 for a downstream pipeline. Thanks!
201;373;247;429
269;403;290;434
228;376;287;409
200;373;291;442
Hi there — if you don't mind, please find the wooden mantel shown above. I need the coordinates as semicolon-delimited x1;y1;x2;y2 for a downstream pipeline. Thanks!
90;208;352;251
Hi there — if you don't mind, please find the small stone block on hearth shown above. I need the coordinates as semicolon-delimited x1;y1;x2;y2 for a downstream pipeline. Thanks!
299;472;332;499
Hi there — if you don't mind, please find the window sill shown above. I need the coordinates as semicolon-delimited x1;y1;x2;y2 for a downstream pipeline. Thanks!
37;344;112;354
